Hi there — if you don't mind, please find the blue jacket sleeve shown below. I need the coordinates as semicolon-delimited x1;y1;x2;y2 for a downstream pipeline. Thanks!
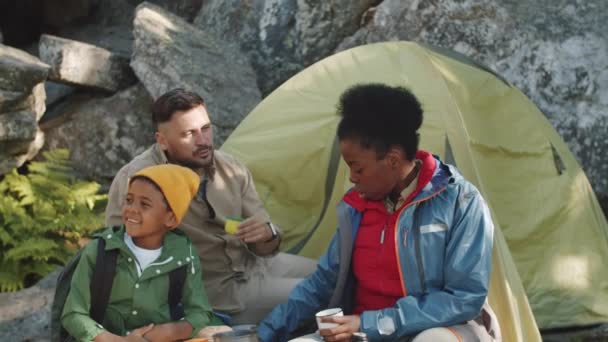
360;186;494;340
257;233;341;342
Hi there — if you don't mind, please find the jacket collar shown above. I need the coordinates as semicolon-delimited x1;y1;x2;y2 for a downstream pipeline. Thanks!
342;150;454;212
93;226;194;262
408;151;454;203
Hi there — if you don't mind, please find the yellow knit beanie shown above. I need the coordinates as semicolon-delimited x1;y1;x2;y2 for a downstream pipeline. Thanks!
131;164;200;224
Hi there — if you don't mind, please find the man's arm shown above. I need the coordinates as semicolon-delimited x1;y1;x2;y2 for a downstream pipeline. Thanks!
105;167;130;227
238;165;281;256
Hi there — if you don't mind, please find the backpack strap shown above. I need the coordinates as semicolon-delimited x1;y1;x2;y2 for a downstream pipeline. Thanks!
168;265;187;321
89;238;118;324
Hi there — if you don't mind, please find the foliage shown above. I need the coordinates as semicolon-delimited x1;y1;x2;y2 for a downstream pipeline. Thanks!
0;149;107;292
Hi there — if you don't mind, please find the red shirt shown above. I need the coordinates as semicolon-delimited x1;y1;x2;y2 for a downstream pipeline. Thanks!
346;151;436;314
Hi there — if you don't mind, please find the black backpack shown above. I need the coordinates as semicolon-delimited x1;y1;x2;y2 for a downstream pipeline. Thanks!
50;230;187;342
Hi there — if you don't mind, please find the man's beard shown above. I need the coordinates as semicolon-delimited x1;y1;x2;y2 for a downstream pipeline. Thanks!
167;147;214;170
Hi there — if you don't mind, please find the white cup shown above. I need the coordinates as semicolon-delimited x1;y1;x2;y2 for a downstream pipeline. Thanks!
315;307;343;330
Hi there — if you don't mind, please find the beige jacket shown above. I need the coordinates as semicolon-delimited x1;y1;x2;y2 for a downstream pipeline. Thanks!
105;144;275;313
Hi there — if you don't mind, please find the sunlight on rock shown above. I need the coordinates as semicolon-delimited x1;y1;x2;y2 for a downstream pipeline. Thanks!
552;255;590;290
139;7;177;40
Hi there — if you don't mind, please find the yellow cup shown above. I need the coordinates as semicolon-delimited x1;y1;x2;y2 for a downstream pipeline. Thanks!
225;217;242;235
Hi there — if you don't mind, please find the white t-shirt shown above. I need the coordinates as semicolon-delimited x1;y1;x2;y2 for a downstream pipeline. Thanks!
124;234;162;277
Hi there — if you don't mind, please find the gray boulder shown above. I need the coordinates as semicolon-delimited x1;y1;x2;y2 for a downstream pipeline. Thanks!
0;84;46;175
42;84;155;182
0;45;49;175
0;110;38;143
44;82;76;109
0;127;45;179
0;44;50;94
0;268;59;342
54;0;204;58
39;34;136;92
131;2;261;145
337;0;608;216
194;0;377;95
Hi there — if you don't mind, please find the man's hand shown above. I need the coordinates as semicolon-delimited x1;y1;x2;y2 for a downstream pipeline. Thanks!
318;315;361;342
235;216;273;243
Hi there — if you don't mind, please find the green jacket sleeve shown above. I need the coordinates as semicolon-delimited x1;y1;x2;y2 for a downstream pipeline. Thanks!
181;245;219;337
61;240;106;342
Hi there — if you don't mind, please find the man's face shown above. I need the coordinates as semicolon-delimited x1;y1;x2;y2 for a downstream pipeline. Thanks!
340;138;399;201
156;105;214;169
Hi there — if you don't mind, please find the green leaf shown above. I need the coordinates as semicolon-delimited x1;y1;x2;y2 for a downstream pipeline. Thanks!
0;148;106;292
5;238;61;261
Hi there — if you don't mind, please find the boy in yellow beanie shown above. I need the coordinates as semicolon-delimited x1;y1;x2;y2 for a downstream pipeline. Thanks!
61;164;223;342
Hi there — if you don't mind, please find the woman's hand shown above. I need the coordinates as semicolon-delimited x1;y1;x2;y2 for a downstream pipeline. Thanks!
318;315;361;341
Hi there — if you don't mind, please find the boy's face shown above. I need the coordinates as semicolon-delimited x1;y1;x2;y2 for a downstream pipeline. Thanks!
122;178;176;249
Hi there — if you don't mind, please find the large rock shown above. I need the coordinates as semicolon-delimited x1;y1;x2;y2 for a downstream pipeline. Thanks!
131;2;261;145
0;127;45;175
0;268;59;342
54;0;204;58
39;34;136;92
0;45;48;175
337;0;608;217
0;44;48;113
0;96;44;176
0;44;50;94
194;0;377;95
0;110;38;143
42;84;155;182
44;82;76;109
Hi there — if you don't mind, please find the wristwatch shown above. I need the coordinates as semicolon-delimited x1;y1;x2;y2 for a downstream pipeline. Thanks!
265;222;279;242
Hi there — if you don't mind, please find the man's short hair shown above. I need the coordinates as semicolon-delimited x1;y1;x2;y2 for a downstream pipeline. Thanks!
337;83;423;161
152;88;205;128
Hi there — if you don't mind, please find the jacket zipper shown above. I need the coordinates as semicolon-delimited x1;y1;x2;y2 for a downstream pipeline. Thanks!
412;202;427;294
395;186;448;295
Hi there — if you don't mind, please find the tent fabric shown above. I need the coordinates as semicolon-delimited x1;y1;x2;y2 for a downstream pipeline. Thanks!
221;41;608;339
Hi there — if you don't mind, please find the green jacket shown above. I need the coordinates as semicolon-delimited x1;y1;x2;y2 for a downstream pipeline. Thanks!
61;227;216;341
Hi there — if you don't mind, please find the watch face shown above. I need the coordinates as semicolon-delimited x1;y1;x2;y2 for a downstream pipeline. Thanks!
268;223;278;237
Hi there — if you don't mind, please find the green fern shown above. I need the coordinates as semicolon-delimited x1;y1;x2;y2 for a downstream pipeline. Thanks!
0;149;107;292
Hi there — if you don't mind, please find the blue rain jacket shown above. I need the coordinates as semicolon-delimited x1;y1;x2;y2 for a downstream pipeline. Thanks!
258;156;494;341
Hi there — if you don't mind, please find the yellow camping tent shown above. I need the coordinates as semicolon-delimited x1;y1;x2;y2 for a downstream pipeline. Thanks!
222;41;608;339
